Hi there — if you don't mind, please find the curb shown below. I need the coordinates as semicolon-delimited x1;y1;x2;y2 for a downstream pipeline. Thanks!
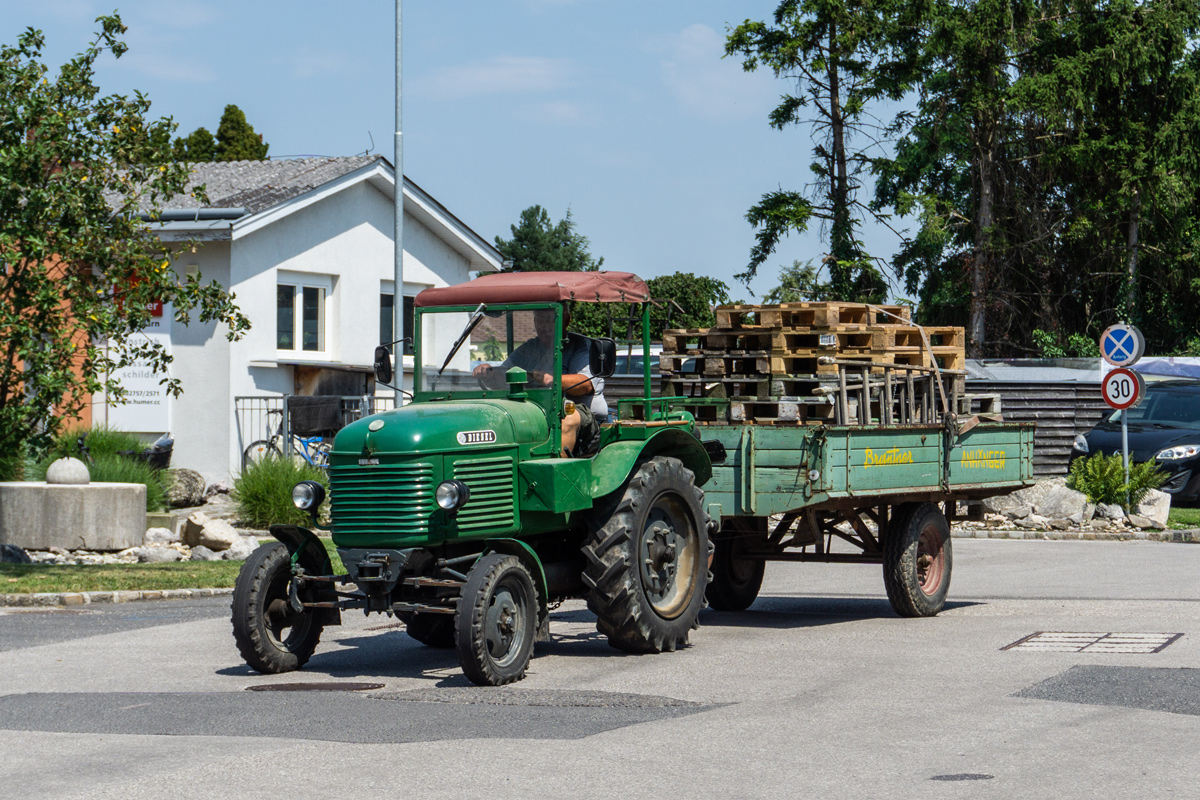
950;528;1197;543
0;587;233;609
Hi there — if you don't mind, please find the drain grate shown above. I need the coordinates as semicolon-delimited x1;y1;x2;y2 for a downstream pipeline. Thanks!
1003;632;1182;654
246;682;385;692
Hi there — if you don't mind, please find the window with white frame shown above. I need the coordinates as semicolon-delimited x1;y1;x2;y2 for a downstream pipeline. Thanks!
277;280;328;353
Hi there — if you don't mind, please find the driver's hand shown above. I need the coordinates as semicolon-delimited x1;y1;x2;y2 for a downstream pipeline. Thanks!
541;371;554;387
473;363;491;377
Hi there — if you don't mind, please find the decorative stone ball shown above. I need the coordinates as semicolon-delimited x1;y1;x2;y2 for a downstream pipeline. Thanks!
46;457;90;485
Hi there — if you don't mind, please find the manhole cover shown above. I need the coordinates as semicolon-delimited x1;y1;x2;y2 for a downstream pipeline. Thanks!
931;774;994;782
1003;632;1182;654
246;682;385;692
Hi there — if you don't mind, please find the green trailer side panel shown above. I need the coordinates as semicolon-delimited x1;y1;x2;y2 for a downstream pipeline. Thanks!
831;427;943;493
703;422;1034;516
947;426;1033;484
705;465;809;517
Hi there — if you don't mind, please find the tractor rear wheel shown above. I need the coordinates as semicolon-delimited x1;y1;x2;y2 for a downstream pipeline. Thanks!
583;456;711;653
883;502;952;617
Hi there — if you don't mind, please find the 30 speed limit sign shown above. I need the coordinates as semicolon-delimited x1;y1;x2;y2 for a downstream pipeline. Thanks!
1101;367;1145;410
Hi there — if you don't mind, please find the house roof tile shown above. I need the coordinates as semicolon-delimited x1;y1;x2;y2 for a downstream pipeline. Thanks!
155;155;381;213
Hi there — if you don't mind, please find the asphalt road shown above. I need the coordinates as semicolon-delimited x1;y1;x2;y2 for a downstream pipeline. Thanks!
1;539;1197;800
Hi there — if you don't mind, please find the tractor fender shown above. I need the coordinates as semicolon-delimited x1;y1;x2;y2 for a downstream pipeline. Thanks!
269;524;341;625
480;538;549;637
590;428;713;500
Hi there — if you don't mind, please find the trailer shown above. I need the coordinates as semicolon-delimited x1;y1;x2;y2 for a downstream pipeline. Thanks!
696;419;1034;615
654;300;1035;616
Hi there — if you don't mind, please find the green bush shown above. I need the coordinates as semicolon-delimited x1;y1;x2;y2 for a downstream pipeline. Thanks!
1067;452;1166;509
234;455;329;528
0;443;27;481
28;425;167;512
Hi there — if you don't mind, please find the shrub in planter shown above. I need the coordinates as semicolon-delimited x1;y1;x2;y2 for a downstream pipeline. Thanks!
29;425;167;512
234;455;329;528
1067;452;1165;509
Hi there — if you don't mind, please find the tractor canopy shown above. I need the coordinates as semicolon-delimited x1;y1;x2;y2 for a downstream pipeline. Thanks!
415;271;650;307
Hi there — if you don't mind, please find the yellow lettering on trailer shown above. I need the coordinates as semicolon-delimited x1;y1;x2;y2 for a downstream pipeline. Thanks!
864;448;914;468
960;448;1007;469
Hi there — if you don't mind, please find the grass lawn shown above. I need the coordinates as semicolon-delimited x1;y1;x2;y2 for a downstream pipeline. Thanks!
0;538;344;595
1167;506;1200;529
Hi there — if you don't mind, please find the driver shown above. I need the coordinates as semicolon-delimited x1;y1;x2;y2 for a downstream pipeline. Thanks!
473;307;606;457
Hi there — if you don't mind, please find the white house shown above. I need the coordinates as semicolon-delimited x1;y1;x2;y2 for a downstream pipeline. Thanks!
99;156;501;483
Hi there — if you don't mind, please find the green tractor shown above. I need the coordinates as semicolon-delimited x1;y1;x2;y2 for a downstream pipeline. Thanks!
232;271;716;685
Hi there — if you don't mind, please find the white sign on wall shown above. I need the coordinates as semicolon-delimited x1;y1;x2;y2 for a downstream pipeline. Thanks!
106;302;172;433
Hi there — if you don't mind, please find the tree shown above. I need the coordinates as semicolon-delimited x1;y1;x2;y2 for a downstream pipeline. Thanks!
171;105;268;163
215;104;269;161
763;260;835;303
571;272;729;342
0;16;250;457
726;0;918;300
494;205;604;273
874;0;1200;355
171;126;216;162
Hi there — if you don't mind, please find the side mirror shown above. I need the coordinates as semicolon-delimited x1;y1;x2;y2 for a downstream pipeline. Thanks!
373;345;393;384
590;337;617;378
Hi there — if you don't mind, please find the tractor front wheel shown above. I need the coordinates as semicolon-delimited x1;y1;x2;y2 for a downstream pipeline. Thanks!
231;542;324;673
583;456;711;653
455;553;538;686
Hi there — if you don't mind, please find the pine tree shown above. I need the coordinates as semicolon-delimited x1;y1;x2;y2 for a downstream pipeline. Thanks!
494;205;603;272
214;104;268;161
171;126;216;162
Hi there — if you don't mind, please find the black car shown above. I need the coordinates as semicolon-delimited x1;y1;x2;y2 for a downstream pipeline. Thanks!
1072;379;1200;502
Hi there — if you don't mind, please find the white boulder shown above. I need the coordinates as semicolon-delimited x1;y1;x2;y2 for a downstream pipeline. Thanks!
181;511;241;551
1133;489;1171;529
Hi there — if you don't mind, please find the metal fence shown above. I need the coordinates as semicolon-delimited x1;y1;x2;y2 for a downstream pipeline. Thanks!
234;395;397;468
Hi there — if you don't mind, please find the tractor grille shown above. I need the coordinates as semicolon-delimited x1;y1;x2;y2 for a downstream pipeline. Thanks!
330;461;437;536
454;456;516;533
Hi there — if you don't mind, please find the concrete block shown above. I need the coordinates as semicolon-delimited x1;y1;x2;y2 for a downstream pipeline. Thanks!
0;483;146;552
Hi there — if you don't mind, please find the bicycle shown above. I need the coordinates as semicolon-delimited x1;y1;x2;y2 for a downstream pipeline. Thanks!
243;409;332;470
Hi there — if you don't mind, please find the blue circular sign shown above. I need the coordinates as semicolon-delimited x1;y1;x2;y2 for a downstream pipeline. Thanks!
1100;324;1144;367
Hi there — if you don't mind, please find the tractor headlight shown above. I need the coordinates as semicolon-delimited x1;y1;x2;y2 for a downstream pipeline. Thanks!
435;480;471;511
291;480;326;510
1072;434;1089;454
1156;444;1200;461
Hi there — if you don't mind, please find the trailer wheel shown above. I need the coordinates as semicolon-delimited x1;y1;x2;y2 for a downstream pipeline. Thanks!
455;553;537;686
583;456;711;653
883;502;952;617
402;613;456;648
706;529;765;611
232;542;324;673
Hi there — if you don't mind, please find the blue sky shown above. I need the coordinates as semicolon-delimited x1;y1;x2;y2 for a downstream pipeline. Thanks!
5;0;908;302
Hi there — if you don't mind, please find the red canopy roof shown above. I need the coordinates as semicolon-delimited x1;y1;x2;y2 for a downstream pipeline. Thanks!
415;271;650;307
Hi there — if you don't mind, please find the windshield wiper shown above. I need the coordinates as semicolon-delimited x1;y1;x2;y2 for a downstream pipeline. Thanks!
439;303;487;375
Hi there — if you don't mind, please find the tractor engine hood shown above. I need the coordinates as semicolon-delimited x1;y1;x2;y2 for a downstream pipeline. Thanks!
332;399;547;457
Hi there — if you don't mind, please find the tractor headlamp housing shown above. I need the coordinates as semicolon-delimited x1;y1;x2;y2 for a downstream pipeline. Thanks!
435;480;471;512
291;480;326;511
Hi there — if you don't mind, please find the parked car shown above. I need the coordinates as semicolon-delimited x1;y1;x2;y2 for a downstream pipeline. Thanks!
1072;379;1200;502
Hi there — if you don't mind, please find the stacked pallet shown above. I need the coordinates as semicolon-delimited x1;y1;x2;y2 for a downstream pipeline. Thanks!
659;301;967;426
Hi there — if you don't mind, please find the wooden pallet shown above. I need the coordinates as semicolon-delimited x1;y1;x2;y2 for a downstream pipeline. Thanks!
715;302;912;329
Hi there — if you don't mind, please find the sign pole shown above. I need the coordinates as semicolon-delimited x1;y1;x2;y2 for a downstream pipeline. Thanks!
1100;323;1145;508
1121;412;1130;507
